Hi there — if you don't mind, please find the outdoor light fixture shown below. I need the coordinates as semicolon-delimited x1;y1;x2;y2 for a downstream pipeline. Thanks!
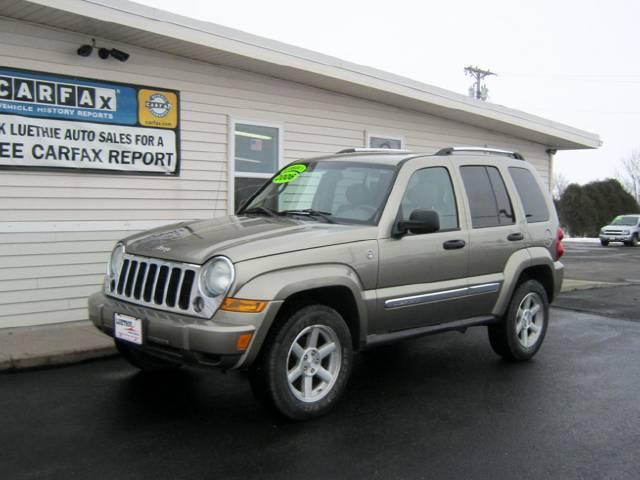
77;39;129;62
76;43;93;57
77;38;96;57
98;47;110;59
109;48;130;62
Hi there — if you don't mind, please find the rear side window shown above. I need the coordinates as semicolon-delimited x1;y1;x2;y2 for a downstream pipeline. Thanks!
508;167;550;223
460;166;515;228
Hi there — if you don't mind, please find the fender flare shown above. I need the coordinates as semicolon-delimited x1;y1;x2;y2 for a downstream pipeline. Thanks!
233;263;368;365
492;247;555;317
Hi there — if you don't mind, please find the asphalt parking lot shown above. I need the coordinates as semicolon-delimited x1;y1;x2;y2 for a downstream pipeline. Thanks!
558;241;640;321
2;241;639;480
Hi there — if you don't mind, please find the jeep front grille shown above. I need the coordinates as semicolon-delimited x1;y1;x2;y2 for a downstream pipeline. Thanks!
108;254;201;316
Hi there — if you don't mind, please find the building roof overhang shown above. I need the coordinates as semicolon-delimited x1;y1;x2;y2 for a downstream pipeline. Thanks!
1;0;601;150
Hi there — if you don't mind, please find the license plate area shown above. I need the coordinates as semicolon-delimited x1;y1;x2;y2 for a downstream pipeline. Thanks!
114;313;143;345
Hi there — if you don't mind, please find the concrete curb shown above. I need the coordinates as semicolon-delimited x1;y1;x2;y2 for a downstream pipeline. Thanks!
0;347;117;371
0;321;117;372
561;279;626;293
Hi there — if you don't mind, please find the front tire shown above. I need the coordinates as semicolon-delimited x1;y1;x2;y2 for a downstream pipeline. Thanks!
115;340;181;372
249;304;353;420
600;239;609;246
488;280;549;361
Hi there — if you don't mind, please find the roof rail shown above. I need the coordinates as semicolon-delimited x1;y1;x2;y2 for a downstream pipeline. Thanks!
336;147;413;154
434;147;524;160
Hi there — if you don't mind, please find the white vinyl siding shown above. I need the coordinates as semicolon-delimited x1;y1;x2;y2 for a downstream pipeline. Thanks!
0;17;552;328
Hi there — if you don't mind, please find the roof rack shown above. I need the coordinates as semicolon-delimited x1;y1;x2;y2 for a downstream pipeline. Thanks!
336;148;413;154
434;147;524;160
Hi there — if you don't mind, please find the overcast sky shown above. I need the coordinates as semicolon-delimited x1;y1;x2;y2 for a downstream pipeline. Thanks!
134;0;639;185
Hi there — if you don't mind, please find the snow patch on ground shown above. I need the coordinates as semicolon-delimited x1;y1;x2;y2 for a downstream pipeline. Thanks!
563;237;600;243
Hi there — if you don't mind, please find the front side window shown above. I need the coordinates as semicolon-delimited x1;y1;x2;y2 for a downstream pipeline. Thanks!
240;161;396;225
399;167;459;230
461;165;515;228
508;167;550;223
233;122;280;210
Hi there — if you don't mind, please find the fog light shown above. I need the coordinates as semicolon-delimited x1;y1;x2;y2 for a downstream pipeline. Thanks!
193;296;205;313
236;333;253;351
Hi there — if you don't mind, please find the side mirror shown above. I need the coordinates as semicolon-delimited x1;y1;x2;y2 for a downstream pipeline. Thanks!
394;209;440;237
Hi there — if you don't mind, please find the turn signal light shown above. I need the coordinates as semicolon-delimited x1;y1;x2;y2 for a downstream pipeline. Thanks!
556;228;565;260
221;297;268;313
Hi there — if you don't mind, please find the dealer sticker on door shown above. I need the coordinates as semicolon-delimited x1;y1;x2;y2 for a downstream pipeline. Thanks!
114;313;143;345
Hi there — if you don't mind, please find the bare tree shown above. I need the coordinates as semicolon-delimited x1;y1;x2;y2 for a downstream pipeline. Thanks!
552;172;570;200
620;149;640;202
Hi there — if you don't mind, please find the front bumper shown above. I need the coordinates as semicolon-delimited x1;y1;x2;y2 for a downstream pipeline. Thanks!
88;291;281;369
600;234;633;242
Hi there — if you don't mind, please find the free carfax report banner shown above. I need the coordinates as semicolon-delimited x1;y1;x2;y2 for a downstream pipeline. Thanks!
0;67;180;175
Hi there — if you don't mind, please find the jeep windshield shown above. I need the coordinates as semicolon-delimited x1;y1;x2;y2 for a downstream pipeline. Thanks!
611;216;639;226
239;161;397;225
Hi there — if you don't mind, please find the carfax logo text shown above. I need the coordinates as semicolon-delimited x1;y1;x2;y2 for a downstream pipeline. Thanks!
0;75;117;111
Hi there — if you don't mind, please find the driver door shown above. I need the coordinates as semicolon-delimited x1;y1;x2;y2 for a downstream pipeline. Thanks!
374;160;470;333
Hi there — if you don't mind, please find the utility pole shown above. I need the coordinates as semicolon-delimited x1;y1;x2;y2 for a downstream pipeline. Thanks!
464;65;496;101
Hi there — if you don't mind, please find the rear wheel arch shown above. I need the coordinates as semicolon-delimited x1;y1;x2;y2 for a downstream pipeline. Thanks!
515;264;555;303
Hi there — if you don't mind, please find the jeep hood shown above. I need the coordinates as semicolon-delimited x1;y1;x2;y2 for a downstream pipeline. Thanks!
123;216;378;264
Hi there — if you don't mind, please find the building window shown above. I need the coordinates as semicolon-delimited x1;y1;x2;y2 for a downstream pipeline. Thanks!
366;131;404;150
231;120;282;212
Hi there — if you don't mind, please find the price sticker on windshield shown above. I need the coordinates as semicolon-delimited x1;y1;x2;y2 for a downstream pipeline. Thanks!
273;164;307;183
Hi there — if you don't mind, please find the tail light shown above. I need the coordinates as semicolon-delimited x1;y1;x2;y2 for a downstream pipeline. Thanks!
555;228;565;260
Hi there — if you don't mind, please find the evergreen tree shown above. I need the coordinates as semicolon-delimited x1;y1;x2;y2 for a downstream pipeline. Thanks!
557;179;639;236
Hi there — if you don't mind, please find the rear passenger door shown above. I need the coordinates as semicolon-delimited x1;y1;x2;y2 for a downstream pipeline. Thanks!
455;161;526;315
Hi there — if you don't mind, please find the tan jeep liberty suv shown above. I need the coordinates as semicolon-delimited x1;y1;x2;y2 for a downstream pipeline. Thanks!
89;146;565;420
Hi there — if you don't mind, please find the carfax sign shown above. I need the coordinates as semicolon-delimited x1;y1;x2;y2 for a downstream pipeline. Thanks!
0;67;180;175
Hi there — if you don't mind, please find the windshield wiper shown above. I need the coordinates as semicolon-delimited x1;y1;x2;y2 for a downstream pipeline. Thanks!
241;206;278;218
280;209;336;224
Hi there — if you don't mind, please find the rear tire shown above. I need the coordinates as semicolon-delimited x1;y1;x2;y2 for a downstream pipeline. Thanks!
488;280;549;361
115;340;181;372
249;304;353;421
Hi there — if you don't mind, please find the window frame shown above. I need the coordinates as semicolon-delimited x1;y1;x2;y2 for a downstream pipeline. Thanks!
228;117;284;214
365;130;405;150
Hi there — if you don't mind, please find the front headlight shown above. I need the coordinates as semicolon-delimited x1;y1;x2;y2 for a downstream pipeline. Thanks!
109;243;125;278
624;229;631;235
199;257;234;298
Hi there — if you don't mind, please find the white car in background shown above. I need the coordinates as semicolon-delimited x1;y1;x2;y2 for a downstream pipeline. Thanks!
599;214;640;246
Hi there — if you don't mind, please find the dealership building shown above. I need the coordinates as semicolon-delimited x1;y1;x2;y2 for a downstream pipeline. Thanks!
0;0;600;329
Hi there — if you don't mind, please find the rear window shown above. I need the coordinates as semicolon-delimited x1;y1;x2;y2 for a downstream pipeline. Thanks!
460;166;515;228
508;167;550;223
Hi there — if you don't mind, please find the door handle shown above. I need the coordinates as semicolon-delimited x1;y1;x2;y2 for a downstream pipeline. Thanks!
507;232;524;241
443;239;466;250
